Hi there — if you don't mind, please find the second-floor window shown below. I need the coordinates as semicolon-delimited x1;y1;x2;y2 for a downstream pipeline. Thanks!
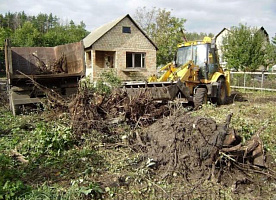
122;26;131;33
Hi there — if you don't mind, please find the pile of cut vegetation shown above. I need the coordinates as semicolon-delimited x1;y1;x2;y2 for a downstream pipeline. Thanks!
68;87;169;137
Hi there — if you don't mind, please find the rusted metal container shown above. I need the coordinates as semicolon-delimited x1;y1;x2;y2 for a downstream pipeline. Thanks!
5;39;85;115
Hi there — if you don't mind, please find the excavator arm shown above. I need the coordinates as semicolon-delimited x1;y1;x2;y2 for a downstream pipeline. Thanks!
170;60;193;82
149;60;194;83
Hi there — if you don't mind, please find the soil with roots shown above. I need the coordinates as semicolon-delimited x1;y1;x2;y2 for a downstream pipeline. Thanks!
133;110;275;198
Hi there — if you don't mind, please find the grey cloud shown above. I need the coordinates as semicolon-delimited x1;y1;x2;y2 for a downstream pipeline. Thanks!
0;0;275;38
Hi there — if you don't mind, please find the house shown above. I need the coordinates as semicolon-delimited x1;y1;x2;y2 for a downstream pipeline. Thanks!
83;14;158;81
214;28;230;68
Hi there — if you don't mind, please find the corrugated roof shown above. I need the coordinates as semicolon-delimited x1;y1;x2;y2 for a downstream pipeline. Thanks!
83;14;158;49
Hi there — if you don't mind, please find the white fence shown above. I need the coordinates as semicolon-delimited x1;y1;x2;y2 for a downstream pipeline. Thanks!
230;71;276;92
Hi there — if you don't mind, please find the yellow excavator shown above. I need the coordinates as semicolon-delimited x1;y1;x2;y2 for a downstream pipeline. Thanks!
124;37;231;108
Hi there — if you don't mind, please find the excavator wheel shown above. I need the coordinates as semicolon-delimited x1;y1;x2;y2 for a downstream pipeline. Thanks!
193;87;207;110
217;78;227;105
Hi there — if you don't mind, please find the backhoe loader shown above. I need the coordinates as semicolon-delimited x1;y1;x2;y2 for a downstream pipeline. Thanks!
124;37;230;108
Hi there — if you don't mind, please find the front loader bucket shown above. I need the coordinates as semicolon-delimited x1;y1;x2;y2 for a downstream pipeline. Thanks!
123;82;179;101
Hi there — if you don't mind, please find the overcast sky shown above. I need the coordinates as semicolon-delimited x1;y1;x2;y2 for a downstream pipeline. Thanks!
1;0;275;39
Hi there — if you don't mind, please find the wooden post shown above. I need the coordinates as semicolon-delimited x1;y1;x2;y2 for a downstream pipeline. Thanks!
243;72;246;92
261;70;264;91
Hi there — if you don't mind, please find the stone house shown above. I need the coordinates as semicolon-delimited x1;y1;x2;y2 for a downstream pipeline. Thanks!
83;14;158;81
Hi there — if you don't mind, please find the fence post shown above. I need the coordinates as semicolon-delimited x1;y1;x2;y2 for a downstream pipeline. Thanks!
261;70;264;91
243;72;246;92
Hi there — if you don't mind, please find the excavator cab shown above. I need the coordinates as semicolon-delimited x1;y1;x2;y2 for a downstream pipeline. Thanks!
175;37;219;81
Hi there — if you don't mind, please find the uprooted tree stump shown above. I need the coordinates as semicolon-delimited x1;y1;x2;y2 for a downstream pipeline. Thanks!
135;111;274;188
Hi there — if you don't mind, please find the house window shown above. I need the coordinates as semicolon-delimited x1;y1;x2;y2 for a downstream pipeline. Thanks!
126;52;145;68
122;26;131;33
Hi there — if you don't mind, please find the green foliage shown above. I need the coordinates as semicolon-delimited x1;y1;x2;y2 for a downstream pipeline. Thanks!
1;180;29;200
12;21;42;46
23;182;104;199
0;27;12;46
0;107;105;199
95;70;122;95
27;122;74;157
265;43;276;69
43;22;88;47
272;34;276;45
185;32;214;41
134;7;214;66
0;154;30;199
0;11;89;47
134;7;186;66
222;24;269;71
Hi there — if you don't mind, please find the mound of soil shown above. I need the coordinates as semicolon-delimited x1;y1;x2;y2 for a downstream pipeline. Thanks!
143;112;229;178
137;111;275;195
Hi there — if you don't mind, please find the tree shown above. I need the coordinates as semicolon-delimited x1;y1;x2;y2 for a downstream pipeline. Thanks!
222;24;269;71
272;34;276;45
43;26;68;46
0;12;89;47
265;43;276;70
0;27;12;46
134;7;186;66
185;32;214;41
11;21;42;46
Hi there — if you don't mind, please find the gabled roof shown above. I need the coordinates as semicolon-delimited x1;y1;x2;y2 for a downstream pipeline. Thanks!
214;27;230;40
83;14;158;49
257;26;269;42
215;26;269;42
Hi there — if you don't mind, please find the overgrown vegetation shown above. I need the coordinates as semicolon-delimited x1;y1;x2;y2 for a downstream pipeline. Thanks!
0;87;275;199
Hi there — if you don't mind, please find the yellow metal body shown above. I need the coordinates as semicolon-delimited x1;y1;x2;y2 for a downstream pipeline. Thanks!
148;36;231;98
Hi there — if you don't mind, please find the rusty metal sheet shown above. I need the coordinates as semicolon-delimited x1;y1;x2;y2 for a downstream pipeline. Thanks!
11;47;55;75
10;41;85;76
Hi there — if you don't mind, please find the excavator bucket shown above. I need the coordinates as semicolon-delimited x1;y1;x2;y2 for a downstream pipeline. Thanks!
123;82;180;101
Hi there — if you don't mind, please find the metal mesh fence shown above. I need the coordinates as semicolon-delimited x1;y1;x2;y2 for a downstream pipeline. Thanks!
230;72;276;91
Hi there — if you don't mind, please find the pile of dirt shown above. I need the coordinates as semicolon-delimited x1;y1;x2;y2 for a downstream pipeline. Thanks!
136;111;275;193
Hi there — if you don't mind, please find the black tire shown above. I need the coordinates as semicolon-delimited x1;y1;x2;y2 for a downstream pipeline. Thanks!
194;87;207;109
217;78;227;105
